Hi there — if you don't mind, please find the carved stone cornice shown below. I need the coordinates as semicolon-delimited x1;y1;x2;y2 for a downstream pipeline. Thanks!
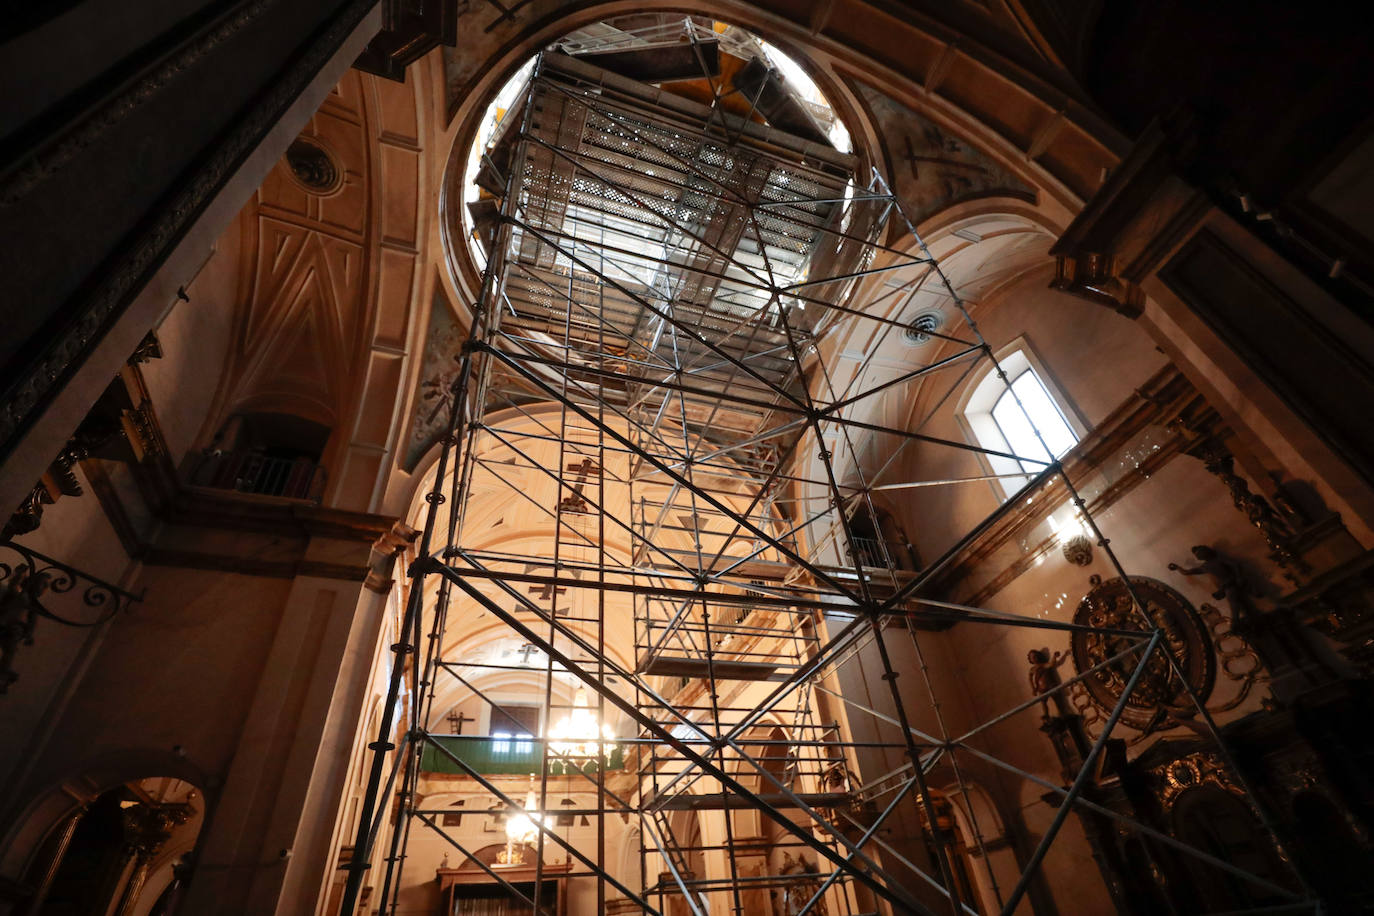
1148;750;1245;814
5;345;399;584
0;0;378;465
1;2;272;207
140;491;398;582
365;521;421;593
127;332;163;367
1182;438;1309;579
1049;120;1210;319
2;410;130;542
163;489;397;541
1281;550;1374;675
3;360;174;543
355;0;459;81
121;802;194;858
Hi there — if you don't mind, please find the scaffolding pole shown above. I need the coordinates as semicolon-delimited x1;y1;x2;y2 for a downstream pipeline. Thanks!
343;48;1318;916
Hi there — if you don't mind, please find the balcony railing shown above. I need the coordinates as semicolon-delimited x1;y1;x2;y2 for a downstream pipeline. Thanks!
847;535;892;569
191;450;325;502
420;735;624;776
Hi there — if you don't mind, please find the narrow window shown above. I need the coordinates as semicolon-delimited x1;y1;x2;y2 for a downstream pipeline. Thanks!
989;369;1077;471
959;347;1081;499
489;704;540;757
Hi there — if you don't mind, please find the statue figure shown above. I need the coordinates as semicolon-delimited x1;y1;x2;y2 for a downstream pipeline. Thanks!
1168;545;1261;629
1027;647;1069;718
1196;445;1308;576
775;852;827;916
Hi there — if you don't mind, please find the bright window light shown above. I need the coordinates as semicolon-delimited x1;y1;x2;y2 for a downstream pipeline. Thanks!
757;41;852;153
491;730;534;755
959;348;1081;500
990;370;1077;467
463;58;536;268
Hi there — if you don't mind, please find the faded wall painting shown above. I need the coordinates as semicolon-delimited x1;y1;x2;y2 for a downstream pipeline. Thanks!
403;295;464;471
850;79;1035;227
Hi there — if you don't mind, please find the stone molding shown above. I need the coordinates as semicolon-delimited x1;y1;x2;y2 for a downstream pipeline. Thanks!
1048;120;1209;318
140;493;398;581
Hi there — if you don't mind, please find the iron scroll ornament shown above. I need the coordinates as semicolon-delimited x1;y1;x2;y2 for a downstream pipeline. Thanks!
0;540;142;693
1070;575;1216;735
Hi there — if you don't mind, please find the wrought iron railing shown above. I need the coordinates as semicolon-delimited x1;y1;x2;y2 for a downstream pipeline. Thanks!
846;535;890;568
192;450;325;502
0;540;142;692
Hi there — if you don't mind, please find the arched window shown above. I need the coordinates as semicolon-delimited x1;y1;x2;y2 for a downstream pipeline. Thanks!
958;344;1082;499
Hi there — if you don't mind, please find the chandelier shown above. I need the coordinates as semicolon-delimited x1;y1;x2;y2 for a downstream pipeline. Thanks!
547;684;616;764
499;776;542;865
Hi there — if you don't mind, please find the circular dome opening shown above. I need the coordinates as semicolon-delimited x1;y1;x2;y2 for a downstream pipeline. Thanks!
457;15;855;270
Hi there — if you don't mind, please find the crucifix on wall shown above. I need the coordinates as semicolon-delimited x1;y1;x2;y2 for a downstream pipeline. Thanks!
557;457;601;515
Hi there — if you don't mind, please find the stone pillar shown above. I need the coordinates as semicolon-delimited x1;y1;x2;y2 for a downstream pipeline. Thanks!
177;517;404;915
725;837;771;916
20;804;86;916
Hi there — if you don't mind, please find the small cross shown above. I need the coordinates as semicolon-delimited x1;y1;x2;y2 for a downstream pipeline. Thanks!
447;710;474;735
558;458;601;515
568;458;601;477
515;643;540;665
902;134;921;180
529;582;567;601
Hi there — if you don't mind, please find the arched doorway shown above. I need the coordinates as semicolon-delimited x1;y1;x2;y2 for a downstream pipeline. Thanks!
1168;786;1290;913
22;777;202;916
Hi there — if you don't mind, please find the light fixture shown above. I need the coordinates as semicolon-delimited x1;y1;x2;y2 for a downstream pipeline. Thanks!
499;775;542;865
547;684;616;765
1049;511;1094;566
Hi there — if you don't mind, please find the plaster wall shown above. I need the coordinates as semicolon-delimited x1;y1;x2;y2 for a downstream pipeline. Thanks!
891;273;1167;565
18;566;290;791
140;211;245;464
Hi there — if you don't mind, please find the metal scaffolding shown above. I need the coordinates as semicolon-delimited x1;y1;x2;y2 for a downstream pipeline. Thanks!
341;44;1317;916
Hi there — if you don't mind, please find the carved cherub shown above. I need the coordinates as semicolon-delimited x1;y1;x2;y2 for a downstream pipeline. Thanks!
1028;647;1069;718
1168;545;1260;629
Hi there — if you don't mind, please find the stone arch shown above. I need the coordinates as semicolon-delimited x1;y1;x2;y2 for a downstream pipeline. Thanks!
796;195;1068;567
937;780;1017;914
1168;784;1290;911
1;749;209;880
1;760;208;916
616;822;643;893
191;63;439;515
